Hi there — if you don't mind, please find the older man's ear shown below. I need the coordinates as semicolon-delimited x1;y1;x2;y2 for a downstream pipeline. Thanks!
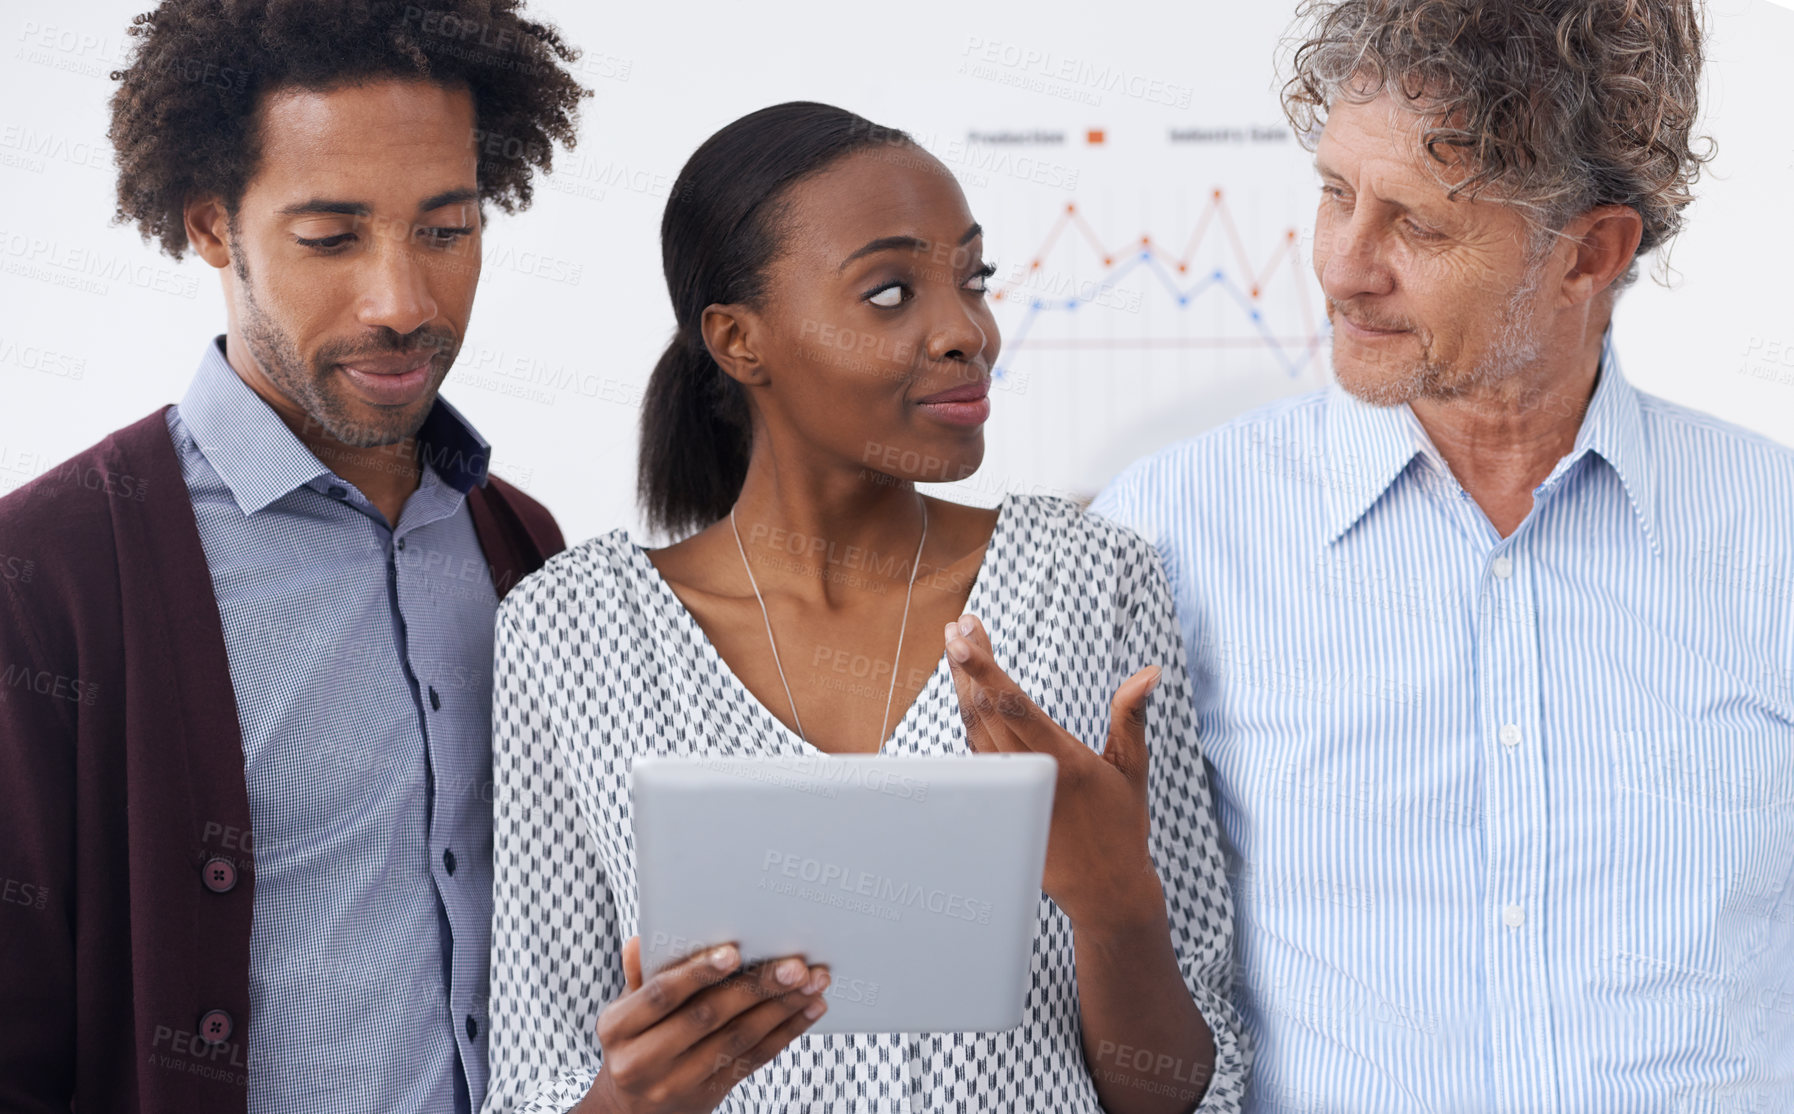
1554;204;1646;308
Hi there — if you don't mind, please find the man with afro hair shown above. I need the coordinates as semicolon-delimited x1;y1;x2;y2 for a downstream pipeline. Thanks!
0;3;587;1111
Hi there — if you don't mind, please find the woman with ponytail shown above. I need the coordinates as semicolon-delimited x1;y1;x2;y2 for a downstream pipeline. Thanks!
483;102;1247;1114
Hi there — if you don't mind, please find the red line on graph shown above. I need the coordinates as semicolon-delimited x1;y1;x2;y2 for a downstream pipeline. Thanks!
1251;232;1297;294
1292;238;1319;336
1213;194;1257;281
1031;205;1076;267
1176;196;1220;275
995;190;1307;305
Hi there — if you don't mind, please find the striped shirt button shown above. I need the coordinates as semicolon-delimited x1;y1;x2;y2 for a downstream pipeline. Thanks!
1491;555;1514;579
1502;905;1526;928
1499;723;1522;748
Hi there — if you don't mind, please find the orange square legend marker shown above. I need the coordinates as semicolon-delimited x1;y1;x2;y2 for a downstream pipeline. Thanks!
1085;128;1106;145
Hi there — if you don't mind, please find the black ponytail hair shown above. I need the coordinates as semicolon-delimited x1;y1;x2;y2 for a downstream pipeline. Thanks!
637;101;913;539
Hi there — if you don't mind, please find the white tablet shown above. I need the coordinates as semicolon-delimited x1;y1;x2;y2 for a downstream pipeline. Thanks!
631;752;1057;1034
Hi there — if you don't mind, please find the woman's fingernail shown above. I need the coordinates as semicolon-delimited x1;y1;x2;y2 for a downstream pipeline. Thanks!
804;999;828;1020
1145;666;1164;692
958;615;976;636
776;958;806;986
804;969;830;995
943;622;959;644
710;945;738;970
946;638;970;663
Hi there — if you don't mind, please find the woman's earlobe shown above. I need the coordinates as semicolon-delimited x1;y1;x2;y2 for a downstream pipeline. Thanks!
702;303;769;386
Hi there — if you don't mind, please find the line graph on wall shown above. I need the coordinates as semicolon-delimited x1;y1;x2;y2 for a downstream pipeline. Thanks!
936;163;1335;506
992;191;1326;380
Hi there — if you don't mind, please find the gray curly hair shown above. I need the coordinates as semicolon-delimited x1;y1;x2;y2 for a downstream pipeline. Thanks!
1281;0;1715;287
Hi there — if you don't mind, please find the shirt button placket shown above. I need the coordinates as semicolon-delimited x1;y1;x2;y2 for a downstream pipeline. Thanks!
1481;543;1555;1107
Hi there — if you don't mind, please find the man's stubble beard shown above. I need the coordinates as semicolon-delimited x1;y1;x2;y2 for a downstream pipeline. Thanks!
1332;259;1547;410
235;251;455;449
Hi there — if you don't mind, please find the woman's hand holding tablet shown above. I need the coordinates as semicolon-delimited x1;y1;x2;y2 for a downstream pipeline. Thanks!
578;937;830;1114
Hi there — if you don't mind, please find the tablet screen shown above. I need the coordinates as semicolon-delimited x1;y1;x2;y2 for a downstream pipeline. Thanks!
632;753;1056;1033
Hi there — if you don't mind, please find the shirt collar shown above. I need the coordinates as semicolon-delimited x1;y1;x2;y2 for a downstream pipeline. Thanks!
1320;333;1657;551
178;335;492;516
1550;335;1659;554
415;392;493;494
1319;383;1431;546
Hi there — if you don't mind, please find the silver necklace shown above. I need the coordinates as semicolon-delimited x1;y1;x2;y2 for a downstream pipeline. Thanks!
729;495;928;751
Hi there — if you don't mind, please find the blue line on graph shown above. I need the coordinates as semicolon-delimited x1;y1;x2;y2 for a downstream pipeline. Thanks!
993;262;1324;380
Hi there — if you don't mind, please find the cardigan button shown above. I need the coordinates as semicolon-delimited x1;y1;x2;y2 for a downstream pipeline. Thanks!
200;856;238;894
197;1008;234;1044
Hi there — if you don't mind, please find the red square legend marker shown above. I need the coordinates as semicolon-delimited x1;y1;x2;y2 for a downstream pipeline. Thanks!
1086;128;1106;145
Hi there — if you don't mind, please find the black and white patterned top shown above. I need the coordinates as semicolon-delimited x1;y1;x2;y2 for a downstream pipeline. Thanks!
482;495;1248;1114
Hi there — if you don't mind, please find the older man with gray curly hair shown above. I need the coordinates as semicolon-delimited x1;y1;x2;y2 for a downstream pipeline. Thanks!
1094;1;1794;1110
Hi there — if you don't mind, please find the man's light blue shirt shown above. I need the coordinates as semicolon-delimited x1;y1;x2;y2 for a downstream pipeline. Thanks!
167;338;499;1112
1092;341;1794;1113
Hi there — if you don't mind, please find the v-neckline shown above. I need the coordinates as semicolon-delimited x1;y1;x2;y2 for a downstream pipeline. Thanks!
627;496;1015;757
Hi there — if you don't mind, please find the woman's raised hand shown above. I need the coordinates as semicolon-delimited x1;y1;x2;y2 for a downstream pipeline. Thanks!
943;614;1168;931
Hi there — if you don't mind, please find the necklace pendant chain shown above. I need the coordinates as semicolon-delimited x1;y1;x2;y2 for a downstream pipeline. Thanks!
730;495;929;753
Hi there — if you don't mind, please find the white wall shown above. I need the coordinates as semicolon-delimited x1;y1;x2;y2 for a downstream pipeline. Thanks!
3;0;1789;544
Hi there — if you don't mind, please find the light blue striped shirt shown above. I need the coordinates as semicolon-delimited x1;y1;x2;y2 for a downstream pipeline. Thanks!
1091;340;1794;1113
167;337;499;1113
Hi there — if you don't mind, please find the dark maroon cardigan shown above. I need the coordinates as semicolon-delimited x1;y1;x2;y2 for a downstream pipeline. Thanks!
0;407;565;1112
